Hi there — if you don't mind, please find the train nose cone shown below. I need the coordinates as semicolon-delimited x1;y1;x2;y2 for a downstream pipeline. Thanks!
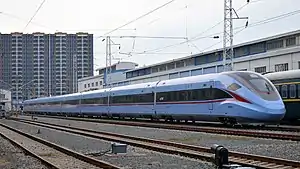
264;101;286;121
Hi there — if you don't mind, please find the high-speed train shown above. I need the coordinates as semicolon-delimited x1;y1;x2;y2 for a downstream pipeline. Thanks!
23;71;286;125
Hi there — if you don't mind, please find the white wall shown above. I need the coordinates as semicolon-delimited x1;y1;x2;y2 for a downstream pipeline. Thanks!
78;75;103;92
125;47;300;85
116;62;137;70
0;89;12;111
108;72;126;83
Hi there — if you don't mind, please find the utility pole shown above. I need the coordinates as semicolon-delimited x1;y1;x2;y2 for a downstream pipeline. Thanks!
104;36;112;88
103;36;121;88
73;54;77;93
223;0;249;71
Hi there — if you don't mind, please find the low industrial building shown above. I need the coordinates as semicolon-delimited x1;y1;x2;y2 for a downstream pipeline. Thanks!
78;61;138;92
0;89;12;112
79;29;300;89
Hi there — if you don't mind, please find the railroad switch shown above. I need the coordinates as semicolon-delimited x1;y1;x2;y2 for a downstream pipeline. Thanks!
211;144;256;169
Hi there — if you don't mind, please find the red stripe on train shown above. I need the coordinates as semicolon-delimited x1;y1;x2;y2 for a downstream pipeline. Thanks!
67;99;231;107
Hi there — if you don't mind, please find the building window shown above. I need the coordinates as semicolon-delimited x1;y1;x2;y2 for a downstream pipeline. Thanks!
184;58;194;66
96;82;98;86
167;63;175;70
175;61;184;68
92;83;94;87
152;67;159;73
275;63;288;72
286;36;296;47
88;83;90;87
298;61;300;69
0;94;5;99
234;47;248;58
254;66;266;73
84;84;86;88
159;65;166;71
249;42;265;55
266;39;283;50
99;81;102;85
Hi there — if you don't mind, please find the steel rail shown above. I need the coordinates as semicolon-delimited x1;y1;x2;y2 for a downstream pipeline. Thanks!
12;118;300;169
0;122;121;169
0;129;59;169
25;114;300;141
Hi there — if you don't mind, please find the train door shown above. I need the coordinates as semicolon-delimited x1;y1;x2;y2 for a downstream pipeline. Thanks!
107;88;113;117
208;80;214;111
152;81;161;120
79;92;82;115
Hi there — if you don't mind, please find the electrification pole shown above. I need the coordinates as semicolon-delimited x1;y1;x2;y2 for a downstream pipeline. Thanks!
101;35;187;88
223;0;249;72
104;36;112;88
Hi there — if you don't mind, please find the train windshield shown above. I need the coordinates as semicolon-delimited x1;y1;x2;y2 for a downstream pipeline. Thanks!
226;72;280;101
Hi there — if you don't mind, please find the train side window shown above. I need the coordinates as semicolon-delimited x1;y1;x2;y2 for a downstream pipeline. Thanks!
281;85;288;98
179;91;189;101
169;91;178;101
204;88;213;100
289;84;296;98
213;88;232;99
156;92;169;102
298;84;300;98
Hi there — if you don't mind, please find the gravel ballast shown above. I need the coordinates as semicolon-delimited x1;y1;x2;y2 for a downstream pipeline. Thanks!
0;122;104;169
0;131;48;169
18;115;300;161
1;119;215;169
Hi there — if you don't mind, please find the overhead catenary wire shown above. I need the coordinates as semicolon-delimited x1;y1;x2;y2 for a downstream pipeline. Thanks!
23;0;47;32
138;0;259;54
136;8;300;54
0;11;138;33
132;0;254;54
99;0;177;37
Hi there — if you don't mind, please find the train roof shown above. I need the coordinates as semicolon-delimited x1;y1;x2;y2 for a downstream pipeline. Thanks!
264;69;300;81
24;71;257;102
24;91;83;104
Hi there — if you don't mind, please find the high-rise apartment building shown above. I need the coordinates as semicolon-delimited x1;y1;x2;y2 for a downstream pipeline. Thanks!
0;32;93;106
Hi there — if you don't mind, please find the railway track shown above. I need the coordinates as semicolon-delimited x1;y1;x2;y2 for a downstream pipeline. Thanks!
25;114;300;141
10;117;300;169
28;114;300;133
0;121;121;169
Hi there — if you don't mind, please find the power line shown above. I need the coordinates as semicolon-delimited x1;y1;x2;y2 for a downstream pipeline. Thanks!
190;0;253;42
0;11;55;31
23;0;47;31
100;0;176;37
136;8;300;54
99;35;187;39
65;28;136;32
129;52;190;55
1;11;135;33
133;1;254;54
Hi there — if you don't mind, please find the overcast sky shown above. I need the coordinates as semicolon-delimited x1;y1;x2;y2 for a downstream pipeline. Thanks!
1;0;300;72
